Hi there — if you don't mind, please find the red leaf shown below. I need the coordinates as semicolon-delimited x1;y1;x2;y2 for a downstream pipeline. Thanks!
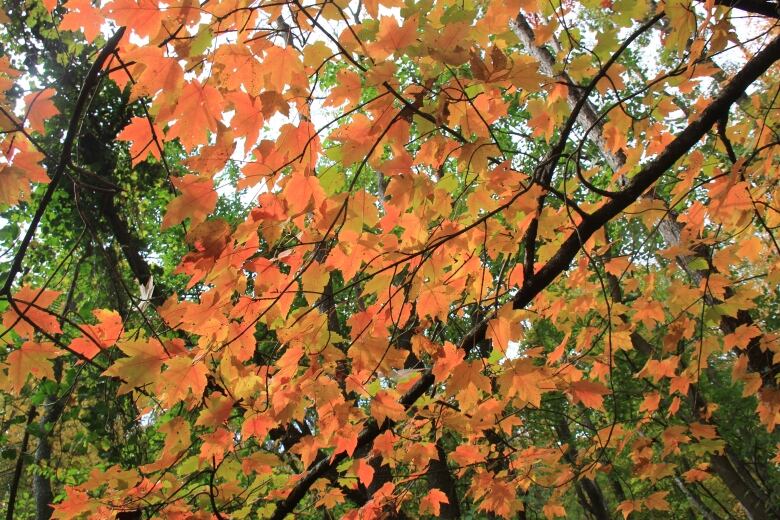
354;458;374;487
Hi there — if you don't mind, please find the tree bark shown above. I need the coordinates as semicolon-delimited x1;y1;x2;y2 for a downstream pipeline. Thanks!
674;474;722;520
6;406;37;520
425;440;461;519
33;255;82;520
554;418;611;520
33;361;65;520
709;453;770;520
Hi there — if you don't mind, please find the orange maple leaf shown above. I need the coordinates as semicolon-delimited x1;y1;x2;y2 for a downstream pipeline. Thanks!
371;390;407;424
59;0;104;41
158;355;208;406
3;285;61;339
354;458;375;487
568;380;610;410
162;175;217;229
0;143;49;206
165;81;224;150
105;0;163;39
117;116;163;165
69;309;123;359
102;338;168;394
283;171;326;215
24;88;58;134
6;341;59;394
419;488;449;516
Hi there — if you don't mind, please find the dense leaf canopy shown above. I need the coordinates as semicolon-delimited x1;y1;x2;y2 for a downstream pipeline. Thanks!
1;0;780;518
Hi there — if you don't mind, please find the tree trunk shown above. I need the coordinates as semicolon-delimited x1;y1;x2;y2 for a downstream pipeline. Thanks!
33;361;66;520
7;407;37;520
709;454;770;520
674;474;722;520
425;440;461;519
34;257;82;520
554;418;611;520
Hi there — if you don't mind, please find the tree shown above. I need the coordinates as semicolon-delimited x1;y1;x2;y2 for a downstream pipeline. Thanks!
0;0;779;518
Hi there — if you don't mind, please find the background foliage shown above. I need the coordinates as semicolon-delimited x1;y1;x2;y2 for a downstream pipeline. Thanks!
1;0;779;518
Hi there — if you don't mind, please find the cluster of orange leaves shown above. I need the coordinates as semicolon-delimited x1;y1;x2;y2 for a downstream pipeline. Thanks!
1;0;780;518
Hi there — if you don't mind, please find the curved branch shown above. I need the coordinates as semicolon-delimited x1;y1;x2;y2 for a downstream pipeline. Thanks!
1;27;126;295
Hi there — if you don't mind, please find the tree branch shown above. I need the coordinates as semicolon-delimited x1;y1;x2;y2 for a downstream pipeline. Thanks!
5;406;37;520
1;27;126;295
267;31;780;520
705;0;780;19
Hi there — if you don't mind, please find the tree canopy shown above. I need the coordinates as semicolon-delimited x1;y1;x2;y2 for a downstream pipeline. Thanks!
1;0;780;518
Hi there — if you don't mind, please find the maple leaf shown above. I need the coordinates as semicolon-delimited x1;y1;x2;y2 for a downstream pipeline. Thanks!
51;486;95;518
283;170;326;215
118;47;185;102
325;69;363;110
632;298;665;328
477;479;516;518
3;285;61;339
242;452;282;476
432;342;464;380
196;392;235;427
644;491;671;513
639;392;660;414
59;0;104;41
117;116;163;165
354;458;375;487
689;422;718;440
0;144;49;206
261;45;305;92
637;356;679;382
227;92;264;147
0;163;35;207
213;44;266;92
162;175;217;229
105;0;163;39
199;427;234;464
69;309;123;360
5;341;59;394
543;503;566;519
501;359;549;408
724;324;762;350
102;338;168;394
370;15;419;60
616;500;637;519
24;88;58;134
419;488;449;516
370;390;407;424
486;306;522;353
682;467;711;482
568;380;610;410
241;412;275;441
449;361;491;410
141;416;191;473
157;355;208;407
416;283;454;323
527;98;555;141
333;425;360;458
372;430;397;460
164;81;224;150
